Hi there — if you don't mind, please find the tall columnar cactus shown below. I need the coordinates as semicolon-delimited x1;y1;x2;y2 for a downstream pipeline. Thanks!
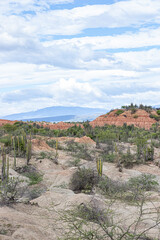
55;139;58;158
1;148;6;183
17;136;20;155
22;130;27;152
26;135;32;165
96;158;103;177
12;137;16;169
7;157;9;182
1;148;10;184
115;143;119;167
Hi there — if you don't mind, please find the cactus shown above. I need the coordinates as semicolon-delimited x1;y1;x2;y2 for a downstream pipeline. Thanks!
55;139;58;158
6;157;9;182
115;143;119;166
12;137;16;169
17;136;20;155
26;135;32;165
96;158;103;177
1;148;6;183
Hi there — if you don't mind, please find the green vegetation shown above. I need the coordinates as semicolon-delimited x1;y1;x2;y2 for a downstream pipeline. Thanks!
150;114;160;121
122;103;153;113
115;109;124;115
65;141;93;161
1;105;160;238
69;168;98;193
60;205;160;240
16;165;43;185
24;172;43;185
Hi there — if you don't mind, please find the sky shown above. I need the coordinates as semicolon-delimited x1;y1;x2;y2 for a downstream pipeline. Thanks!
0;0;160;116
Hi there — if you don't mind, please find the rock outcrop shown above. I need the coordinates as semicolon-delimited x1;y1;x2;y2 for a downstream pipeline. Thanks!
0;119;17;126
42;122;82;130
90;109;157;130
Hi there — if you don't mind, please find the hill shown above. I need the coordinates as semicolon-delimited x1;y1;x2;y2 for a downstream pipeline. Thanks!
90;108;159;129
2;106;106;122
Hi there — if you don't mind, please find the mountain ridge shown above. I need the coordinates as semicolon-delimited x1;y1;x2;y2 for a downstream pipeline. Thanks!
2;106;107;121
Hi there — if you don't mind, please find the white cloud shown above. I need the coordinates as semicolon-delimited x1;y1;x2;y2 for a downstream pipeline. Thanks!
18;1;160;36
0;0;160;115
47;27;160;50
0;0;160;37
0;0;74;15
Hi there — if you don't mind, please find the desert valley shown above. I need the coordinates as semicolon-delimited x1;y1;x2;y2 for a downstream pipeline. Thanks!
0;104;160;239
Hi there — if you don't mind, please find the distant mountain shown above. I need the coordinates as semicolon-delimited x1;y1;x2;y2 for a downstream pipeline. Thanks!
2;106;107;122
23;115;76;122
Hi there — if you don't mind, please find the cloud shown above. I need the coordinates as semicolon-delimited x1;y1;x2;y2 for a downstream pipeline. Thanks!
0;0;74;15
0;0;160;115
1;0;160;37
48;27;160;50
2;88;53;103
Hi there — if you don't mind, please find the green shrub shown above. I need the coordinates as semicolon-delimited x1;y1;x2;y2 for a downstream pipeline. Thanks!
69;158;81;167
39;151;48;159
115;110;124;116
24;172;43;185
101;153;115;163
98;176;128;197
98;174;159;202
46;139;56;148
0;177;22;205
16;165;43;185
120;151;136;168
157;110;160;115
149;114;160;121
131;108;137;114
128;174;159;192
0;136;11;147
75;202;109;224
65;141;93;161
46;139;62;150
69;167;98;193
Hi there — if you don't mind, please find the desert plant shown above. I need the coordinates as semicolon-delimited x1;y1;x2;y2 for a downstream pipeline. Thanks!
97;176;128;198
131;108;137;114
115;110;124;116
0;177;22;205
96;159;103;177
69;158;81;167
69;167;98;193
149;114;160;121
24;172;43;185
55;139;59;161
12;137;16;169
101;153;116;163
128;174;159;192
26;138;32;165
16;165;43;185
157;110;160;115
59;197;160;240
46;139;56;148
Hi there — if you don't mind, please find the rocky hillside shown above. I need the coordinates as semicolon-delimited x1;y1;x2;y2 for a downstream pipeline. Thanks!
0;119;17;126
90;109;158;129
0;107;159;131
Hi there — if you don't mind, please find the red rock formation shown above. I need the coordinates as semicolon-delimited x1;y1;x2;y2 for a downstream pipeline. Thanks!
43;122;83;130
90;109;157;130
0;108;158;131
74;136;96;145
0;119;17;126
